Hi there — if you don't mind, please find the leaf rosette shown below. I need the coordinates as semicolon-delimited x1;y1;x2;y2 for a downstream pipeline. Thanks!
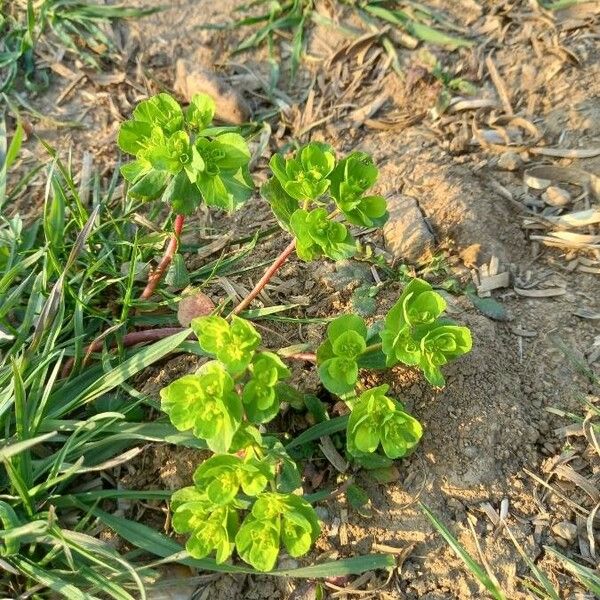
159;361;243;453
316;314;368;395
346;385;422;459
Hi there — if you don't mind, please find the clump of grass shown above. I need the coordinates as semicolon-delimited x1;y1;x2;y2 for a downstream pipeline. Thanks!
208;0;474;86
0;0;156;95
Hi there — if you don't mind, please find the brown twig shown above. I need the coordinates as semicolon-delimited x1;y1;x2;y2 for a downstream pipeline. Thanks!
60;327;189;378
62;236;298;378
285;352;317;363
140;214;185;300
231;238;296;315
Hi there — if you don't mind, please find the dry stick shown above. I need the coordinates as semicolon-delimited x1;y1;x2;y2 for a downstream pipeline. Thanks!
140;213;185;300
231;238;297;315
60;327;189;378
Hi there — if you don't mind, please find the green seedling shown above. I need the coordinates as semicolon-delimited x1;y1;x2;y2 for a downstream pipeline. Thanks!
261;143;388;263
380;278;472;386
160;280;471;569
118;92;253;298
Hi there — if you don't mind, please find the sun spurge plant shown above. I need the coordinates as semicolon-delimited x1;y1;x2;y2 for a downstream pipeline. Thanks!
150;138;472;572
379;278;472;386
118;92;252;213
159;276;471;570
262;143;388;261
118;92;253;298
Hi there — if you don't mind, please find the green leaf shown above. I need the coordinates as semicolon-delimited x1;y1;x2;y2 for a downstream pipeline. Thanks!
270;142;335;202
186;93;216;130
165;253;190;288
347;386;422;459
235;514;280;571
260;176;299;233
160;361;243;453
195;135;253;211
129;169;171;201
290;208;356;262
162;170;201;215
132;92;184;134
285;415;348;450
192;315;261;374
466;292;509;322
243;352;290;423
117;120;153;155
416;323;472;387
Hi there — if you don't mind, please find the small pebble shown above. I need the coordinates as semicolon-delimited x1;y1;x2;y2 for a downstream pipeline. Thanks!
497;152;523;171
552;520;577;543
542;186;571;207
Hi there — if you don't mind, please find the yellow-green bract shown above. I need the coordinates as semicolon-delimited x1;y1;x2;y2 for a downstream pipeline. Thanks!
118;92;253;213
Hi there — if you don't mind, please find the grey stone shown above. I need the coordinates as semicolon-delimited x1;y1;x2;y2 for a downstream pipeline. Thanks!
383;194;435;264
552;520;577;543
497;152;523;171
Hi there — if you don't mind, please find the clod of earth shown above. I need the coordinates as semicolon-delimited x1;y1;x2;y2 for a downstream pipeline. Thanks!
383;193;435;264
174;58;251;124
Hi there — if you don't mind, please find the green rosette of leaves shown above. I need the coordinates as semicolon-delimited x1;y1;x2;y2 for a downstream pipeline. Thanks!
269;142;335;201
117;92;253;214
193;455;272;505
412;323;472;387
159;361;243;453
289;207;356;261
242;352;290;423
170;487;238;563
235;493;320;571
316;314;368;395
346;385;422;459
191;315;261;374
329;152;388;227
380;278;471;386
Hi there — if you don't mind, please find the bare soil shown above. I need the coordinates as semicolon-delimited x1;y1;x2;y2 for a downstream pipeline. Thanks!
10;0;600;598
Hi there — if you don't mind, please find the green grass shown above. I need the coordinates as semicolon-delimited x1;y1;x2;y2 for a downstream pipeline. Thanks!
0;0;157;96
205;0;475;86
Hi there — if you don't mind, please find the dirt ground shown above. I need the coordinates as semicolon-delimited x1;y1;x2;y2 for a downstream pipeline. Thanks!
10;0;600;598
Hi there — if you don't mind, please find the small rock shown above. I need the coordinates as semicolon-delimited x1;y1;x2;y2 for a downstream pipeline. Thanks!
383;194;435;264
315;506;330;522
497;152;523;171
177;292;215;327
174;58;250;124
542;186;571;207
552;520;577;544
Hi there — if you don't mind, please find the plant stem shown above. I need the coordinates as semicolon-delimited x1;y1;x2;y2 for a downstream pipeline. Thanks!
140;214;185;300
60;327;189;378
286;352;317;363
231;238;296;315
363;341;383;354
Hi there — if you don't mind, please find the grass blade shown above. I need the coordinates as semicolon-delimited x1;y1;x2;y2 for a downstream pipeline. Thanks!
285;415;348;450
94;508;395;577
545;546;600;596
420;503;507;600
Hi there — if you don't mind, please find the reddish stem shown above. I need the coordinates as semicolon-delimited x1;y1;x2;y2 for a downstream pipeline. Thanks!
62;235;298;377
140;214;185;300
231;238;296;315
60;327;189;378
